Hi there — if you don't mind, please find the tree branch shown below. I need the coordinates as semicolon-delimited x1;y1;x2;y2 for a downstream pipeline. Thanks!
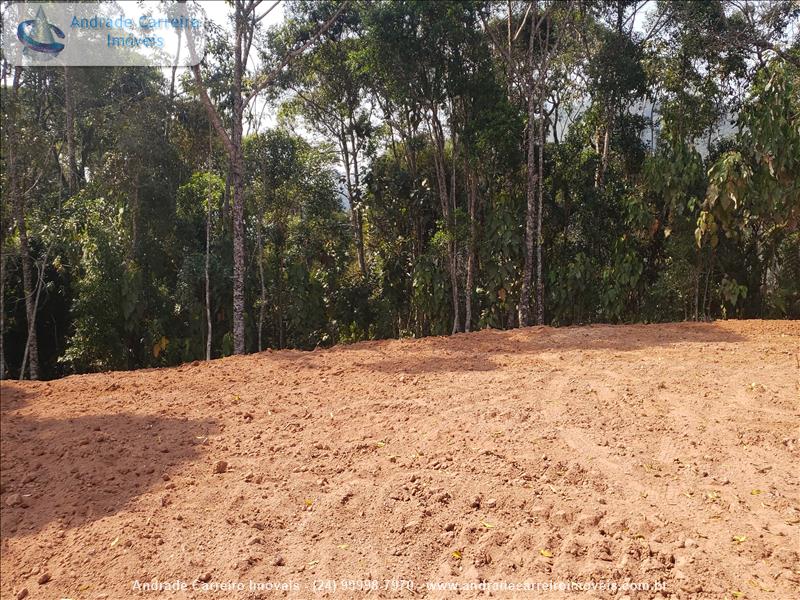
190;64;235;158
243;1;350;107
255;0;281;24
480;12;514;67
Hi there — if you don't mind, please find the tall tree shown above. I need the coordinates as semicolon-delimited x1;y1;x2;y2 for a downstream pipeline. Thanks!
6;68;40;379
516;1;572;326
280;2;373;278
188;0;348;354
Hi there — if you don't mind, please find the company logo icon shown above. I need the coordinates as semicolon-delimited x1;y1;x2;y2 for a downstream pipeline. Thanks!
17;6;65;57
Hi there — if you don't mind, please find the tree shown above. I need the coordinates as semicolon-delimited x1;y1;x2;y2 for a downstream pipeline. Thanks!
483;1;574;327
4;67;40;379
365;1;497;334
244;128;345;349
699;60;800;316
280;2;374;278
1;0;798;380
188;0;348;354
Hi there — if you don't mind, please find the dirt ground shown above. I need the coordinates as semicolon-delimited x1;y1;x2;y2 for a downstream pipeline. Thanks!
1;320;798;599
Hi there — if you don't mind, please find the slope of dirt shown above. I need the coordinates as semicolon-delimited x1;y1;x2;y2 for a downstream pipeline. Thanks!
1;320;798;599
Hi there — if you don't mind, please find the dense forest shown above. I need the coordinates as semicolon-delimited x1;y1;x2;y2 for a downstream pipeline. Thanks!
1;0;798;380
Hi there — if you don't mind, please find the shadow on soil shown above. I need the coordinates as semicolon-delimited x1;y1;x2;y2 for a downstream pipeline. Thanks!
339;321;748;375
0;383;217;541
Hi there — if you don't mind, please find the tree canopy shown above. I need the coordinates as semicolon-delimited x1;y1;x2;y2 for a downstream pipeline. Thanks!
2;0;798;379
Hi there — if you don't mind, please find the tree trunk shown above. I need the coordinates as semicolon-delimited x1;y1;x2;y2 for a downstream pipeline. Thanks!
205;164;213;361
341;128;367;278
693;247;701;322
507;0;513;97
130;175;140;261
703;249;715;321
188;0;346;355
535;63;547;326
449;127;460;335
519;53;538;327
8;68;40;380
231;150;246;354
0;251;6;379
64;66;79;193
465;165;478;333
277;243;285;349
230;5;246;355
223;163;231;220
429;107;460;335
349;125;368;278
595;108;613;188
600;118;611;183
354;208;367;276
256;225;266;352
166;27;182;139
593;2;620;189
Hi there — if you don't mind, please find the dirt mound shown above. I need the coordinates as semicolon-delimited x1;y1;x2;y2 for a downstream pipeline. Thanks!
1;320;798;599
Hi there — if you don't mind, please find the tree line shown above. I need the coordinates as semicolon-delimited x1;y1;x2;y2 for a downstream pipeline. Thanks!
1;0;798;380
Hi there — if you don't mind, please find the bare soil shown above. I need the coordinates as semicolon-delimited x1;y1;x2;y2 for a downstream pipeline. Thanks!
1;320;798;600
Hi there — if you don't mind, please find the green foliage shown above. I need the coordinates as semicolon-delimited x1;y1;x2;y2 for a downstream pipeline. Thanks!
478;190;523;329
703;62;800;238
2;2;798;380
59;196;134;371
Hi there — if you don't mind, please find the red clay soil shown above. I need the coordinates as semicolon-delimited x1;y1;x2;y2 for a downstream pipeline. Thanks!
1;320;798;600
